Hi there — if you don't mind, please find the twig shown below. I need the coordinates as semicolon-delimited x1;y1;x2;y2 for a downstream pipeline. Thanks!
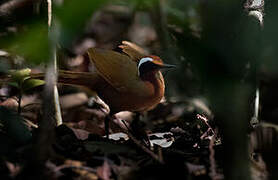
17;90;22;114
118;119;163;163
126;129;164;164
47;0;52;27
158;147;163;163
250;87;260;127
19;1;59;178
244;0;263;127
197;114;215;140
208;129;223;180
47;0;63;126
254;87;260;118
100;109;164;164
121;119;132;132
209;134;217;179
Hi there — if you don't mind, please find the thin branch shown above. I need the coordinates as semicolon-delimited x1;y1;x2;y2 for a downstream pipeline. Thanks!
245;0;264;127
100;108;164;164
47;0;63;126
209;134;218;179
207;129;224;180
19;1;60;178
47;0;52;27
120;119;164;164
17;90;22;114
126;130;164;164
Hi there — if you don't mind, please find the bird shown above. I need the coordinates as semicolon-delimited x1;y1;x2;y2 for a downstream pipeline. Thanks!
4;41;175;137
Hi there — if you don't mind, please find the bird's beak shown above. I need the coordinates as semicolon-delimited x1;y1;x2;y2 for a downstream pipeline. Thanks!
159;63;176;69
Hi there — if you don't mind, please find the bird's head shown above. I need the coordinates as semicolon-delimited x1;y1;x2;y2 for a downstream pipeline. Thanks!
137;55;175;77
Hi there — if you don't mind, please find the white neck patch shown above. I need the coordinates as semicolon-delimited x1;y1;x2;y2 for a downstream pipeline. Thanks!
138;57;153;76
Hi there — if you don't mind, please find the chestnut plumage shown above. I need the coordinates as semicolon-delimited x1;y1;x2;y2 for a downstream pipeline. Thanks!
29;41;174;137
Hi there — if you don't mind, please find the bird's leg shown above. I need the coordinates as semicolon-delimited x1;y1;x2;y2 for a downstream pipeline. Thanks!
130;112;150;146
105;115;110;139
87;96;111;139
104;110;116;139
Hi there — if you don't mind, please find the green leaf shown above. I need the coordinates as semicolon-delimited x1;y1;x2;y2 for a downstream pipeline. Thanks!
7;82;19;89
9;68;31;84
22;78;45;91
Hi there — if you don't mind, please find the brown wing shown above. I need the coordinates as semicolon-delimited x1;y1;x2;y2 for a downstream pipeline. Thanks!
118;41;148;62
87;48;153;96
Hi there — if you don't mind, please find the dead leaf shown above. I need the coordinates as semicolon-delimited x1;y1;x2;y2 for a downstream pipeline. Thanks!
186;162;206;176
97;160;111;180
69;127;90;140
6;161;21;177
108;132;129;141
0;97;18;110
149;132;174;148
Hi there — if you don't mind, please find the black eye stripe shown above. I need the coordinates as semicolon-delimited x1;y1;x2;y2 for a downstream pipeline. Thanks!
138;58;153;69
138;61;159;77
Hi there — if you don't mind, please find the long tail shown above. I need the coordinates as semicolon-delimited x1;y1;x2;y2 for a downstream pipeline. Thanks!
0;70;101;91
33;70;101;88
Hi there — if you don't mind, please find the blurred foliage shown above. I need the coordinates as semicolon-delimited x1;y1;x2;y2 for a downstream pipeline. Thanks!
1;0;109;65
0;57;11;74
3;22;50;64
0;107;32;146
55;0;109;48
8;68;44;91
262;0;278;76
